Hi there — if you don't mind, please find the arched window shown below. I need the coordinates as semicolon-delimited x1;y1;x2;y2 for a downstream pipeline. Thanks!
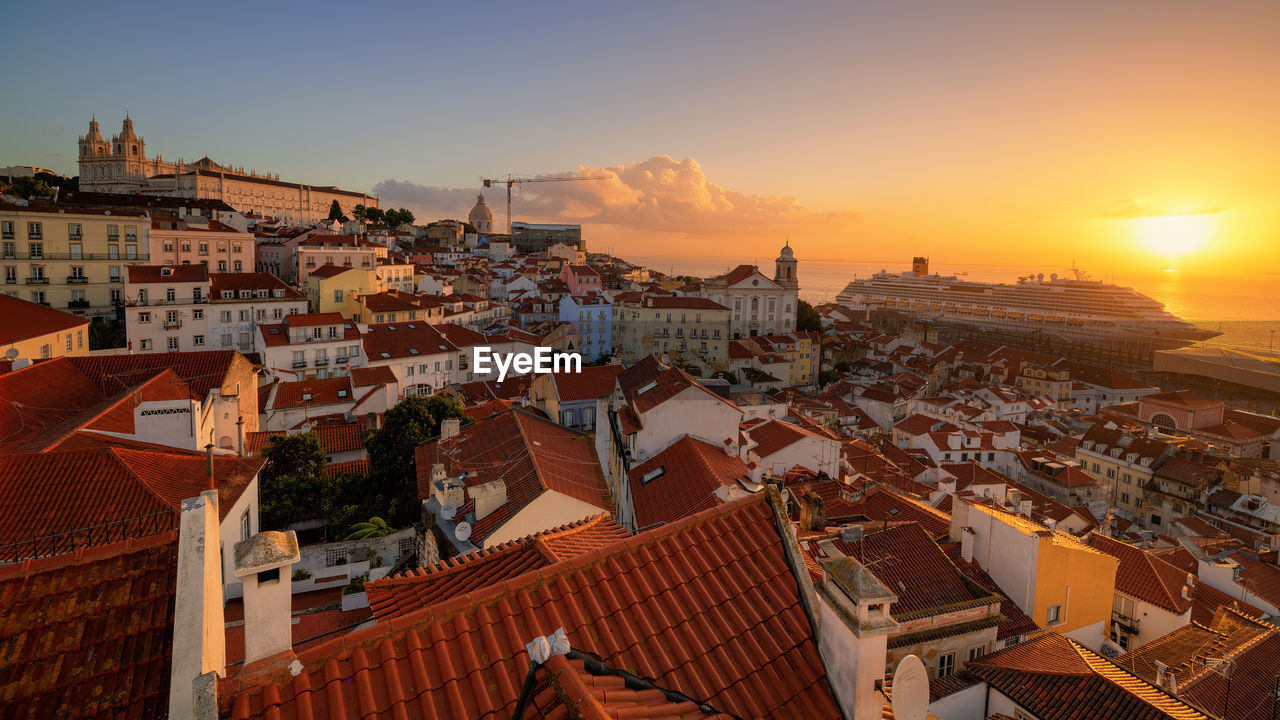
1150;413;1178;431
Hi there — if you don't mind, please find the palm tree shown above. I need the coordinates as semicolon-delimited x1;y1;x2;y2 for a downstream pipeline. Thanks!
343;516;392;540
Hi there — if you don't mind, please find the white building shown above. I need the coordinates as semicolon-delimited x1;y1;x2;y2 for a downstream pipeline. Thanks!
258;312;363;381
699;242;799;339
125;267;307;354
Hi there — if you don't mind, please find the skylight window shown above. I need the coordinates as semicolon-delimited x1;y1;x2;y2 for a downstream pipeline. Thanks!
409;348;419;355
380;352;390;358
637;381;659;395
268;328;280;334
641;467;665;484
302;393;312;401
338;390;348;398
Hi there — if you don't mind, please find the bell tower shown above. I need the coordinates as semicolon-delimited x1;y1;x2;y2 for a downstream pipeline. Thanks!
774;240;798;289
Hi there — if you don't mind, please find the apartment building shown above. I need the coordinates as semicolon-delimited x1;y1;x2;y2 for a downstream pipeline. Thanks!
0;293;90;360
296;235;386;286
258;312;363;380
559;293;612;362
612;294;730;370
149;216;254;272
1;202;149;315
125;267;306;354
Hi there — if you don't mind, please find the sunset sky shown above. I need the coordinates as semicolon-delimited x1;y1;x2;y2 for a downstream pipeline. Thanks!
3;0;1277;272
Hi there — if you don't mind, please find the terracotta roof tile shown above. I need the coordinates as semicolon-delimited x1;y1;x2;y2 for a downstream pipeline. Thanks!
367;514;629;620
0;295;90;347
415;409;610;544
222;494;842;719
349;365;397;387
551;365;623;402
266;377;355;410
0;532;178;719
1085;533;1193;614
628;435;755;528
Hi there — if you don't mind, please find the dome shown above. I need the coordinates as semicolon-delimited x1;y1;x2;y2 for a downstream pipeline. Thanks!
468;193;494;233
778;239;794;259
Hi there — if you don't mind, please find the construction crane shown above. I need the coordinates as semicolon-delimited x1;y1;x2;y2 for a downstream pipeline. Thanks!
482;173;612;235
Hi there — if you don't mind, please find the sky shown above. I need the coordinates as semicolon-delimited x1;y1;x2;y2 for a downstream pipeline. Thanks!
3;0;1278;273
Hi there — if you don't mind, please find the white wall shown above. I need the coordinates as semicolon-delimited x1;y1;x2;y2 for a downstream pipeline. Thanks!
482;490;605;547
752;435;841;478
633;387;742;464
929;681;986;720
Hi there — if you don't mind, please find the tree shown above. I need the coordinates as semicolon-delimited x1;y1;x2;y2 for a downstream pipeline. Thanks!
363;207;385;226
818;370;840;388
8;176;55;199
395;208;414;226
382;209;401;228
796;299;821;332
366;395;467;526
260;432;326;485
343;517;392;540
327;199;346;223
352;204;367;221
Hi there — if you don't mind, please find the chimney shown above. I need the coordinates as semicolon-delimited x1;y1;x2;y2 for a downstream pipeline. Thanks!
233;530;301;666
470;479;508;521
169;490;226;720
1154;660;1167;687
204;443;215;489
440;417;461;441
798;490;826;531
430;463;447;489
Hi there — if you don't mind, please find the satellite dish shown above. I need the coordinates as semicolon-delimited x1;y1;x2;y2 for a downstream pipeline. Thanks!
300;422;312;433
3;348;17;360
454;521;472;542
891;655;928;720
440;502;457;520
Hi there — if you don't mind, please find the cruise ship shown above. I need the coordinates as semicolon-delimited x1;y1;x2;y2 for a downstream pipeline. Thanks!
836;257;1219;349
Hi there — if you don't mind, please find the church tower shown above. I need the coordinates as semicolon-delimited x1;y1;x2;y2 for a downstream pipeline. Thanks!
78;117;110;187
774;240;798;289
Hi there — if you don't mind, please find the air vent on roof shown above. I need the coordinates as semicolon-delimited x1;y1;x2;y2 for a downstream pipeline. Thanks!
160;266;173;276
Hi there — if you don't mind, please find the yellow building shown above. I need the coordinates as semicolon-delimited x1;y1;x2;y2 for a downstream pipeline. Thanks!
306;264;379;317
0;293;91;360
612;295;730;370
1;202;150;316
951;500;1118;651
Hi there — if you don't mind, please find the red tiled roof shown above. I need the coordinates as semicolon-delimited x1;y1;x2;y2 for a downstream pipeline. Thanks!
0;294;89;347
306;263;352;279
362;322;455;360
1085;533;1193;615
715;264;763;285
0;532;178;719
551;364;623;402
744;419;830;459
629;435;754;528
125;263;209;284
210;272;303;298
246;424;364;456
839;486;952;540
283;311;347;328
967;632;1212;720
267;377;355;409
812;523;995;618
0;448;261;555
221;494;843;719
415;409;610;543
367;514;629;620
1188;580;1264;626
349;365;397;388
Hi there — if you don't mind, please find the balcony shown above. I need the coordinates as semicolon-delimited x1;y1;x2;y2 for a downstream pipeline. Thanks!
25;277;48;285
313;358;329;367
67;300;90;309
1111;610;1140;635
163;319;182;330
66;276;88;284
291;361;308;369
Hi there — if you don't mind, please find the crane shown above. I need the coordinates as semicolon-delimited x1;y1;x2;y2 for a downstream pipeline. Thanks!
482;173;612;235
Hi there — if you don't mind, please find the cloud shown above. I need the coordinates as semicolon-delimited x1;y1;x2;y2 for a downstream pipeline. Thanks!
372;156;860;238
1100;200;1224;219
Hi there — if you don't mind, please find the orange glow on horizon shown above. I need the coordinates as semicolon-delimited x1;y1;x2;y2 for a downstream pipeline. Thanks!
1133;214;1214;261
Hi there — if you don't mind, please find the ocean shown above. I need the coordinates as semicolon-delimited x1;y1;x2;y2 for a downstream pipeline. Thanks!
627;255;1280;354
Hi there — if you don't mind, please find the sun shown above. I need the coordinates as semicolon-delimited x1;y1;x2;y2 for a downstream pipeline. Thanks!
1134;214;1213;259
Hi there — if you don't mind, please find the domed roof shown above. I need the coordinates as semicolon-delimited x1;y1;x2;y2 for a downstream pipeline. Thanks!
778;240;794;259
469;193;494;228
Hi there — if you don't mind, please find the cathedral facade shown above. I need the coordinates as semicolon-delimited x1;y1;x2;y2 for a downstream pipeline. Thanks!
77;117;375;223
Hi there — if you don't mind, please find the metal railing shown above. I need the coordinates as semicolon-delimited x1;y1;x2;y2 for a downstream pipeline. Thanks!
163;319;182;329
0;509;179;564
25;277;48;284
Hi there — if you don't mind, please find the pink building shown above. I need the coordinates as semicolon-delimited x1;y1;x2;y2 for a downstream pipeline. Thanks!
559;264;602;296
149;217;255;273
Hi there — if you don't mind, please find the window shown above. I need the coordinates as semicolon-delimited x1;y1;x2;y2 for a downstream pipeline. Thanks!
125;226;137;243
221;334;233;347
194;335;205;346
110;289;122;304
199;242;208;255
107;225;119;241
1120;492;1130;503
325;548;347;567
240;510;251;541
273;308;283;319
125;244;137;260
167;337;179;352
2;241;12;258
968;646;985;662
334;289;344;302
138;312;151;323
193;308;203;320
937;653;955;678
0;222;11;239
3;267;13;284
1149;514;1162;526
109;266;121;283
234;260;242;272
68;223;82;240
27;222;42;239
1046;604;1062;625
220;310;232;323
166;288;176;302
28;242;42;258
140;339;152;351
238;309;249;322
39;343;50;358
218;260;227;272
65;334;72;352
